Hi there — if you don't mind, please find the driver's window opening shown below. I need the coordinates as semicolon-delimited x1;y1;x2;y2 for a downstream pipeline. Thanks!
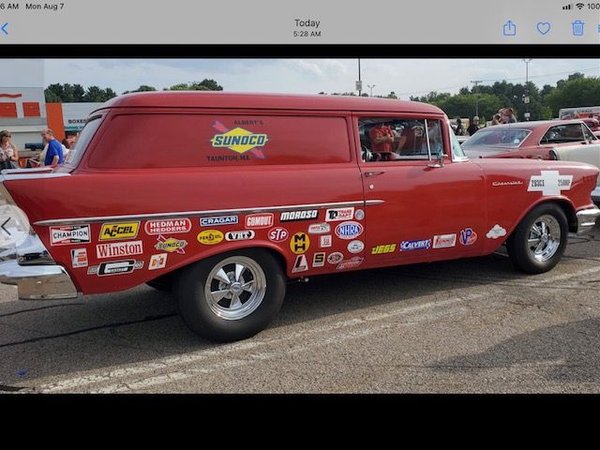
360;118;444;162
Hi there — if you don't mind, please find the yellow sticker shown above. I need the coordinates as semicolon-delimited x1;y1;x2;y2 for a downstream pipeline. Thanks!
197;230;224;245
290;232;310;255
210;127;268;154
371;244;397;255
99;222;140;241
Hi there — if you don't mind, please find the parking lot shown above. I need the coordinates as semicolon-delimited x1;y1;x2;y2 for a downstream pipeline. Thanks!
0;220;599;394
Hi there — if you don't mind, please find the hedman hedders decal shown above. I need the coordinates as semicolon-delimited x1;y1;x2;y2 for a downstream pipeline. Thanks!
280;210;319;222
50;225;90;246
145;218;192;235
200;216;239;227
87;260;144;277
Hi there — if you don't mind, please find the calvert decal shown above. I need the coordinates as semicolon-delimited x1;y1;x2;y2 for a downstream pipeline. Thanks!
312;252;326;268
290;232;310;254
527;170;573;196
337;257;364;271
280;210;319;222
400;239;431;251
459;228;478;246
268;227;289;242
308;223;331;234
335;221;364;240
486;224;507;240
320;235;332;248
210;121;268;159
155;235;188;254
292;255;309;273
200;215;238;227
96;240;144;259
149;253;168;271
327;252;344;265
325;207;354;222
197;230;224;245
245;213;274;229
70;248;88;268
371;244;397;255
87;260;144;277
144;218;192;235
50;225;90;246
99;222;140;241
347;240;365;254
433;234;457;249
225;230;256;241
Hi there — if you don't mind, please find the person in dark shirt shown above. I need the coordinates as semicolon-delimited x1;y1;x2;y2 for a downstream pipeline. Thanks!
467;116;480;136
41;128;64;168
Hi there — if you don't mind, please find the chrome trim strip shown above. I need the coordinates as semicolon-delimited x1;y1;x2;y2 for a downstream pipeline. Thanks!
576;206;600;236
34;200;385;226
1;173;71;181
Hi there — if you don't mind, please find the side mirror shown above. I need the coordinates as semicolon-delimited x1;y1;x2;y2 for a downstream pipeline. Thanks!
427;152;445;169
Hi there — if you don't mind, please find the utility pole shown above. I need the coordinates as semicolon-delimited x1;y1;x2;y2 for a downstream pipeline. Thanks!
470;80;482;117
356;59;362;96
367;84;376;97
522;59;532;120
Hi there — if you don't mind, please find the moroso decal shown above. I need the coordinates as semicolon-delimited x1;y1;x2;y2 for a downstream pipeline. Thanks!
145;218;191;235
99;222;140;241
200;216;238;227
210;121;268;158
245;213;274;229
96;240;144;259
155;235;188;254
290;232;310;254
325;207;354;222
432;234;457;249
70;248;88;268
335;221;364;240
87;260;144;277
400;239;431;251
50;225;90;246
280;210;319;222
308;223;331;234
459;228;478;246
292;255;309;273
371;244;397;255
197;230;224;245
327;252;344;265
149;253;168;271
527;170;573;196
225;230;256;241
268;227;289;243
312;252;326;268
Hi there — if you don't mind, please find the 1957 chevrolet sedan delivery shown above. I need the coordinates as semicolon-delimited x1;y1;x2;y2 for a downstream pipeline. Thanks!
0;92;599;342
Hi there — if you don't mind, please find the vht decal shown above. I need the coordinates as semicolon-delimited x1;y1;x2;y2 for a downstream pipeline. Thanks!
87;260;144;277
290;232;310;254
50;225;90;246
99;222;140;241
280;210;318;222
225;230;256;241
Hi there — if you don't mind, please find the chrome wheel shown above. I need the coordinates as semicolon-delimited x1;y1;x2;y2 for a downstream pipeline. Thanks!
204;256;267;321
527;214;561;263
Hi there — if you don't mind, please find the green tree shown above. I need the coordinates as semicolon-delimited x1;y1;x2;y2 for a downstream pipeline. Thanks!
123;85;157;94
73;84;85;102
545;76;600;116
166;79;223;91
83;86;106;102
45;83;64;102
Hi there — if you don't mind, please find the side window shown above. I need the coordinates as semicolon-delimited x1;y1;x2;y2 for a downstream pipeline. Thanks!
542;124;584;144
359;117;444;162
582;124;597;141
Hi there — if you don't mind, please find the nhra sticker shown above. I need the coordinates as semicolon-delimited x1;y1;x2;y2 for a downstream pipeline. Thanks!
292;255;309;273
268;227;289;242
144;218;191;235
155;235;188;254
459;228;478;246
325;207;354;222
280;210;319;222
347;240;365;254
312;252;326;268
371;244;397;255
87;260;144;277
197;230;224;245
335;221;364;240
99;222;140;241
200;216;238;227
308;223;331;234
527;170;573;196
50;225;90;246
70;248;88;268
225;230;256;241
433;234;457;249
210;121;268;159
96;240;143;259
486;224;507;240
149;253;168;271
337;257;364;271
290;232;310;254
320;235;332;248
245;213;274;229
400;239;431;251
327;252;344;265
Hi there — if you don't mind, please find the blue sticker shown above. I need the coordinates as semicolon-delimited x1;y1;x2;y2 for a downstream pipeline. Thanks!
400;239;432;251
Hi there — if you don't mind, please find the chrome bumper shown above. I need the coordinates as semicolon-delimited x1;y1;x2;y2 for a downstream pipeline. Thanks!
576;206;600;236
0;260;78;300
592;186;600;203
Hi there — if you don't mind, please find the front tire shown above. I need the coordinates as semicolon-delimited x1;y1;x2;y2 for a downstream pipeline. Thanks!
176;249;286;342
506;203;568;274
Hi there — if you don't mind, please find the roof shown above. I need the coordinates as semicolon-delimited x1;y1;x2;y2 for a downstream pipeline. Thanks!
95;91;444;115
480;119;587;130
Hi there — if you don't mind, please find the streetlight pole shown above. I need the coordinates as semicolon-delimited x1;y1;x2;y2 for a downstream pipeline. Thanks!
356;59;362;96
522;59;532;120
367;84;376;97
470;80;482;117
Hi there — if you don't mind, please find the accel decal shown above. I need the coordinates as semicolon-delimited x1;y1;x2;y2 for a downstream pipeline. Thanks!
99;222;140;241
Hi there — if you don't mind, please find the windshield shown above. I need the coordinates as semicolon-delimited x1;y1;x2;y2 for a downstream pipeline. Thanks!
64;114;103;167
463;127;531;149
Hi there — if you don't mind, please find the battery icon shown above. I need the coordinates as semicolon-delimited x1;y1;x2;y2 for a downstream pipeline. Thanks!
572;20;584;36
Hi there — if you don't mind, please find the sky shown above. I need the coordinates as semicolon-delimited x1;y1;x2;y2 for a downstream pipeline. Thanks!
5;59;600;100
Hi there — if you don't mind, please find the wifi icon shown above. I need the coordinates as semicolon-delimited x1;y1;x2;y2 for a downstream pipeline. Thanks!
576;2;584;8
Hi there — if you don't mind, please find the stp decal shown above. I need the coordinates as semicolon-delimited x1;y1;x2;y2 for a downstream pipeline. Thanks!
290;232;310;254
335;221;364;240
527;170;572;196
210;121;268;158
144;218;191;235
268;227;289;242
459;228;478;246
50;225;90;246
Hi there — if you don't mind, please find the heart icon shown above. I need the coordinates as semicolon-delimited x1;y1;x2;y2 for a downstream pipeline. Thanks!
537;22;551;35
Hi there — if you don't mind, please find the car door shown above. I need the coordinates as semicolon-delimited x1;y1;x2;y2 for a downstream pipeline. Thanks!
356;115;487;266
550;123;600;169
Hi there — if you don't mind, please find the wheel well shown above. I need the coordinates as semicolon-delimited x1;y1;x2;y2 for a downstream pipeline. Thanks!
554;200;578;233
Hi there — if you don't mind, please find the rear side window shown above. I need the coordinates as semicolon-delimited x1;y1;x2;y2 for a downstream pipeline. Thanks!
541;124;585;144
86;114;351;169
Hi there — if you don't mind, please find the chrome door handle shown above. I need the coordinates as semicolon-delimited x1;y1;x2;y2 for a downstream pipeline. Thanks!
364;171;385;178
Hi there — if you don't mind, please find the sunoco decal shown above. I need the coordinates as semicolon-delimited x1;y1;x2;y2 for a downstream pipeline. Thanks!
149;253;168;271
87;260;144;277
210;121;268;159
290;232;310;254
71;248;88;268
50;225;90;246
335;221;364;240
325;207;354;222
96;240;143;259
292;255;309;273
99;222;140;241
245;213;274;229
145;218;191;235
197;230;224;245
527;170;573;196
312;252;326;268
200;216;238;227
225;230;256;241
280;210;319;222
308;223;331;234
459;228;477;246
268;227;289;242
400;239;431;251
433;234;457;249
155;235;188;254
371;244;396;255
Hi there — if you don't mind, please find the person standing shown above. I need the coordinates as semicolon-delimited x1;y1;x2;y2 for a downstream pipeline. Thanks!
467;116;480;136
0;130;20;169
41;129;64;168
454;118;465;136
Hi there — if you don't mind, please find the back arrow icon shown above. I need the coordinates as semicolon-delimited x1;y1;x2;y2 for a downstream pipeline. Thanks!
1;217;11;236
1;23;8;36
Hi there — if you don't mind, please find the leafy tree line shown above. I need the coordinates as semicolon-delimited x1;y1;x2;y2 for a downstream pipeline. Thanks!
45;79;224;103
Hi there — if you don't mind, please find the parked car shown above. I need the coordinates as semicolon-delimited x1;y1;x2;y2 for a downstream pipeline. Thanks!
463;119;600;202
0;93;599;342
579;117;600;138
